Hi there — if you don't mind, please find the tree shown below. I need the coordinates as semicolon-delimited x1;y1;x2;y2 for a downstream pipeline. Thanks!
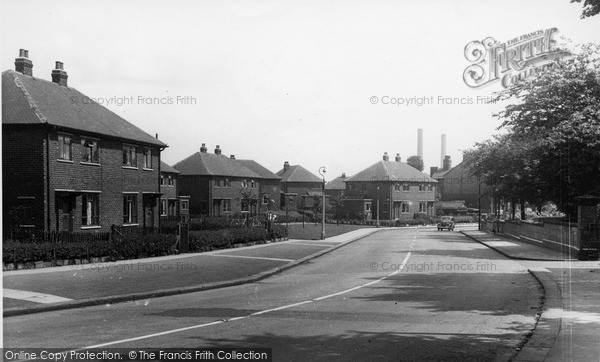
406;155;424;171
571;0;600;18
470;43;600;218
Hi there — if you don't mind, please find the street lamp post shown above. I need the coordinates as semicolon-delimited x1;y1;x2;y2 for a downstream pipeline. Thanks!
478;176;482;231
370;176;380;227
318;167;326;240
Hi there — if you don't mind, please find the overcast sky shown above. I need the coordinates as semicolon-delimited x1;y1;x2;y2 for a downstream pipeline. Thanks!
2;0;599;180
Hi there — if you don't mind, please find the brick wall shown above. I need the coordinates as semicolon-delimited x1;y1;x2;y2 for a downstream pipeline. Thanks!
484;220;579;254
347;181;436;220
46;131;160;232
2;126;47;233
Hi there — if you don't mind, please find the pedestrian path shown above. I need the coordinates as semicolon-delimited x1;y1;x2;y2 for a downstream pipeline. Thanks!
3;228;380;316
461;230;577;261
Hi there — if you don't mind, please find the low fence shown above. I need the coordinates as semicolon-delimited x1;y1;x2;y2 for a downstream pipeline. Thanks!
481;219;579;254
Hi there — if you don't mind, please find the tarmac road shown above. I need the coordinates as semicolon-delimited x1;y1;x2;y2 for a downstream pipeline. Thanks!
4;226;541;361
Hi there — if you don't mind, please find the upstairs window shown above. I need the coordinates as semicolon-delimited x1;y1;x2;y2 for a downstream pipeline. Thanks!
181;200;189;211
160;175;165;186
58;134;72;161
143;148;152;169
214;179;221;187
168;175;174;186
123;145;137;167
402;184;410;191
242;179;248;188
251;180;256;188
81;139;99;163
224;179;231;187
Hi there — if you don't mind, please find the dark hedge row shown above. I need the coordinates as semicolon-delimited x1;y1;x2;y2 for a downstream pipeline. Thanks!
3;226;288;265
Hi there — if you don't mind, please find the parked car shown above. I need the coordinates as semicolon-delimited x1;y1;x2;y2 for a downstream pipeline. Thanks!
437;216;455;231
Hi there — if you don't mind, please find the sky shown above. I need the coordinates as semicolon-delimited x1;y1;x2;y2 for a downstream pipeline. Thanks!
1;0;599;181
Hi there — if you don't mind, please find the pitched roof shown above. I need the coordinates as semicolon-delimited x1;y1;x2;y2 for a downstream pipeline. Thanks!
2;70;166;147
325;174;348;190
236;159;281;180
160;161;180;174
346;160;437;183
276;165;322;183
173;152;261;178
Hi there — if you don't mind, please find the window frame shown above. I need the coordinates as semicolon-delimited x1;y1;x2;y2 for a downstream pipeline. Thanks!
123;193;139;225
81;138;99;164
81;193;100;227
58;134;72;161
122;145;137;168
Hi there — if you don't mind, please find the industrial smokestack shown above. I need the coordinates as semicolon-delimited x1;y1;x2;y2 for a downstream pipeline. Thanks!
417;129;423;159
441;134;447;168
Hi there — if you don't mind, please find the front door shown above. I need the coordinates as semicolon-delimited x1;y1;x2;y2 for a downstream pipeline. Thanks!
58;196;75;232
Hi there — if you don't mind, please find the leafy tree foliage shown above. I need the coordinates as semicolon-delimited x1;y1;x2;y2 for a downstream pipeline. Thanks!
571;0;600;18
466;44;600;218
406;155;424;171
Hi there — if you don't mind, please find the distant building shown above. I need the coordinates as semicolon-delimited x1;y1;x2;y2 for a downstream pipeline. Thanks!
276;162;323;212
160;161;190;222
175;144;275;217
430;158;492;214
2;49;166;234
235;159;281;214
345;152;437;220
325;173;349;198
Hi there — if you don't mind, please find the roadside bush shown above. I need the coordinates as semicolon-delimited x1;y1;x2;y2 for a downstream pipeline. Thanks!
113;234;176;259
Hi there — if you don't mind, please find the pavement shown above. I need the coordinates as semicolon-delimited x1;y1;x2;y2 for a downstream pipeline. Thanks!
3;228;381;317
462;229;600;362
4;226;599;361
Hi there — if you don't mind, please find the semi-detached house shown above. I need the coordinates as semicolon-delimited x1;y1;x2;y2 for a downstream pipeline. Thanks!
2;49;167;235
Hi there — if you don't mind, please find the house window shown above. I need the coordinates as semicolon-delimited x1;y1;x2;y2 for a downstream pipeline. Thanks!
401;202;410;213
58;134;72;161
224;179;231;187
223;199;231;212
419;184;426;191
143;148;152;169
365;203;371;211
81;193;100;226
394;184;401;191
419;201;427;213
160;199;167;216
123;194;138;224
214;179;221;187
402;184;410;191
361;183;367;191
168;200;177;216
168;175;174;186
81;139;99;163
251;180;256;188
123;145;137;167
181;200;189;211
242;179;248;188
428;184;434;192
262;195;269;204
160;175;165;186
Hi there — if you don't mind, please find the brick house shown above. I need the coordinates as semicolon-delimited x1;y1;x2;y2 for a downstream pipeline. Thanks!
345;152;437;221
174;144;267;217
276;162;323;212
430;158;492;214
160;161;190;222
235;159;281;214
2;50;166;235
325;173;349;198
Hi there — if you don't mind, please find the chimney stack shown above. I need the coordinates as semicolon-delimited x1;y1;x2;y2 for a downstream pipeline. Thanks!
430;166;439;177
417;129;423;159
443;155;452;171
283;161;290;172
214;145;222;155
200;143;208;153
395;153;401;162
383;152;389;161
341;172;346;178
51;61;68;86
230;155;235;159
441;134;447;168
15;49;33;76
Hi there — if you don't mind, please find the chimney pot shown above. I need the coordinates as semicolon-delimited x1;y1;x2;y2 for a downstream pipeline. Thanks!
341;172;346;178
214;145;222;155
200;143;208;153
395;153;401;162
283;161;290;171
51;61;68;86
430;166;439;177
15;49;33;76
230;155;235;159
383;152;389;161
